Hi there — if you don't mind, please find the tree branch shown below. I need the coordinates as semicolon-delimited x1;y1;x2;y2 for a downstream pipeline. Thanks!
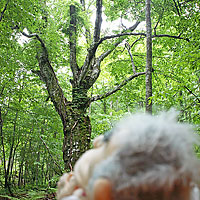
98;37;144;64
93;0;102;43
183;86;200;103
180;0;195;5
80;0;92;44
98;30;145;45
173;0;181;16
117;36;145;54
21;31;46;49
155;70;200;104
177;0;182;13
125;42;136;74
97;21;141;62
97;41;121;62
90;72;145;102
153;7;164;35
79;21;141;85
69;5;79;84
0;0;9;22
153;34;189;41
97;36;144;65
130;36;145;48
97;32;190;43
78;0;102;85
96;31;188;67
0;85;5;97
21;31;70;126
80;0;85;8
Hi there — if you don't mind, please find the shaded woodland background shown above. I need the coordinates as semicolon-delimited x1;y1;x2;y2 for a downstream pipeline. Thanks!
0;0;199;199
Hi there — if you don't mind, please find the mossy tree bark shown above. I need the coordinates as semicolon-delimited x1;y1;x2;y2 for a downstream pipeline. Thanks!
35;45;93;169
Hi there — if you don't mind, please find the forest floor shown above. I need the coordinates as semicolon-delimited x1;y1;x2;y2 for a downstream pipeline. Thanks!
0;193;56;200
0;189;56;200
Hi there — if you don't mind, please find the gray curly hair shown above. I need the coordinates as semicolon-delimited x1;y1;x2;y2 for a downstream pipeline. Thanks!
88;112;200;200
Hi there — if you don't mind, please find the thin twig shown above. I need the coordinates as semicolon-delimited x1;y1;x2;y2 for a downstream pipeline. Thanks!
173;0;181;16
21;31;46;49
0;0;10;22
156;70;200;103
40;136;63;175
98;32;189;45
153;34;189;42
125;42;136;74
153;7;164;35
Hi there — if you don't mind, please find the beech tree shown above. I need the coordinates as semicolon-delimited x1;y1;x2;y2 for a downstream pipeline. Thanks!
21;0;147;169
1;0;199;171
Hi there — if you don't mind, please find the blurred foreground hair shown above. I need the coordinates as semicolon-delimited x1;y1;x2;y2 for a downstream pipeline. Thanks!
58;112;200;200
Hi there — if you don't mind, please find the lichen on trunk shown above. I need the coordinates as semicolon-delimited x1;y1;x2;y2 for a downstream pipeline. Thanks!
62;110;91;169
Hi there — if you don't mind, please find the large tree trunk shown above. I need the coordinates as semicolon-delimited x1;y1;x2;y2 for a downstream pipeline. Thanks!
62;109;91;169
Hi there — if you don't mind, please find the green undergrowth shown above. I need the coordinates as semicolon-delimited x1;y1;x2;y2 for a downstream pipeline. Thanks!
0;187;57;200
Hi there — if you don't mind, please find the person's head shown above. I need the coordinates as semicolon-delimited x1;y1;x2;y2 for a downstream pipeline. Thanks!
87;113;200;200
58;112;200;200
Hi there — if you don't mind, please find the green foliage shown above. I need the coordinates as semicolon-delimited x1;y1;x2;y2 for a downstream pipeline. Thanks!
0;0;199;196
104;0;145;21
90;0;200;138
0;187;56;199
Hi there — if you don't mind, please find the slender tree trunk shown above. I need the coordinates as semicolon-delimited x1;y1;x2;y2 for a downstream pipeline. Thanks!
0;108;7;188
5;110;19;189
145;0;153;114
9;141;19;185
18;127;32;186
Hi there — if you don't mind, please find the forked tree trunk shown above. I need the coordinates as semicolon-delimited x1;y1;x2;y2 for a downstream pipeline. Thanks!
28;0;145;170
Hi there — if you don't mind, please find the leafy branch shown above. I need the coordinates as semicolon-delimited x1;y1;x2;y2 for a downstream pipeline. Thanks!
97;21;141;62
75;8;140;87
153;33;189;42
155;70;200;104
173;0;181;16
21;31;47;50
153;6;164;35
98;32;190;44
90;72;146;102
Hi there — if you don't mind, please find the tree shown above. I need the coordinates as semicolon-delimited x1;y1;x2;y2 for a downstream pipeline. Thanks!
20;0;146;169
1;0;199;171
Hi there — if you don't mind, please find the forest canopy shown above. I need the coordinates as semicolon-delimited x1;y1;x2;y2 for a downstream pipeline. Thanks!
0;0;199;199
